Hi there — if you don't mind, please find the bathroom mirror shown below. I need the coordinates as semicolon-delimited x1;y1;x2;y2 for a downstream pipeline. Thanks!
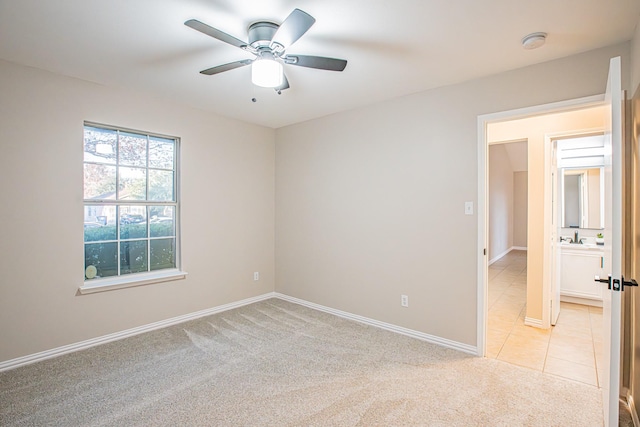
561;167;604;229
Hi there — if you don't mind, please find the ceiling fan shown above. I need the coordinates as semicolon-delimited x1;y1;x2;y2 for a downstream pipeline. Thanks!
185;9;347;93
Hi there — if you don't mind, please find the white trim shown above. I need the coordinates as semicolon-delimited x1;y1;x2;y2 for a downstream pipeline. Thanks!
477;94;605;357
79;269;188;294
489;247;529;265
275;293;478;355
524;316;544;328
488;246;528;265
478;95;605;126
0;292;276;372
1;291;479;372
488;248;512;265
560;294;603;307
477;114;488;357
560;290;603;301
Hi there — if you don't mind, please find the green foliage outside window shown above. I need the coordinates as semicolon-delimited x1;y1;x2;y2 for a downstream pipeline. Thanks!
83;123;178;281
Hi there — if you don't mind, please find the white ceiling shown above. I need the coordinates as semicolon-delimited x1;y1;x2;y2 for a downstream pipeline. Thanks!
1;0;638;128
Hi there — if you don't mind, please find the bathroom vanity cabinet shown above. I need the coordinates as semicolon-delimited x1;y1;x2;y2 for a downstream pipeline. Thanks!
560;244;604;306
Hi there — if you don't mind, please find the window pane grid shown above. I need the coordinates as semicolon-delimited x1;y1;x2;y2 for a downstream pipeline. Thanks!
147;166;174;172
146;204;151;273
85;201;177;206
85;236;176;244
146;135;150;203
115;130;121;200
84;123;178;281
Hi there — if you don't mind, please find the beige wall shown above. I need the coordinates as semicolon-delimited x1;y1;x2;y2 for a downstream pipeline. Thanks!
513;172;528;248
632;21;640;93
488;106;607;323
0;60;276;363
488;145;514;261
1;41;635;363
586;168;602;227
488;145;529;260
276;43;630;346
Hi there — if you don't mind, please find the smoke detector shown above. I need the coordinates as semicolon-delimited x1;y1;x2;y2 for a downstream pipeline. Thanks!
522;32;547;50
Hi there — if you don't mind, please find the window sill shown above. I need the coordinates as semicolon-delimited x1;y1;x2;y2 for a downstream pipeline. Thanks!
79;269;187;294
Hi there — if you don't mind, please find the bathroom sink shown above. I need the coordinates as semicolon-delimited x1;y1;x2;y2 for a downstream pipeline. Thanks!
560;241;600;249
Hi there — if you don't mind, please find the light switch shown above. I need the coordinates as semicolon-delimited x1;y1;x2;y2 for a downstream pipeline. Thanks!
465;201;474;215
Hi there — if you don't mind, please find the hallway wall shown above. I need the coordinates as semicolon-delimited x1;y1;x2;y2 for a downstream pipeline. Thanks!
487;106;606;324
513;172;528;248
632;21;640;92
489;144;514;262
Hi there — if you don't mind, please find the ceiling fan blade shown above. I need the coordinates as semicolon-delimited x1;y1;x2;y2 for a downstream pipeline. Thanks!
185;19;248;50
285;55;347;71
275;74;290;92
270;9;315;51
200;59;252;75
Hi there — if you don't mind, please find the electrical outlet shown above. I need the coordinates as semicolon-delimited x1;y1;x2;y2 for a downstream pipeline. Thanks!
253;272;259;281
401;294;409;307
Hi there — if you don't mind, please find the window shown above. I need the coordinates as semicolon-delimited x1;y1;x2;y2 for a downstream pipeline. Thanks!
82;123;182;291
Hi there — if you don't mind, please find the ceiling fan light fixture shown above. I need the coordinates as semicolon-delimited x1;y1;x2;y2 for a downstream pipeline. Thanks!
251;55;283;88
185;9;347;91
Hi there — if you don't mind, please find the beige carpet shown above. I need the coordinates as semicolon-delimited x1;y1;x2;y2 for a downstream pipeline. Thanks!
0;298;602;426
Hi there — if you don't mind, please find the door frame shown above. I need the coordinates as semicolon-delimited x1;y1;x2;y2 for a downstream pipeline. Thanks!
476;94;604;356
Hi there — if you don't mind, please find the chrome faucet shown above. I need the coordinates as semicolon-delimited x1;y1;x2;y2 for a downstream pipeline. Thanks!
574;230;579;244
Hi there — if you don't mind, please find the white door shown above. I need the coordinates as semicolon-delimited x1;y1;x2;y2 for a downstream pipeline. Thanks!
600;56;623;427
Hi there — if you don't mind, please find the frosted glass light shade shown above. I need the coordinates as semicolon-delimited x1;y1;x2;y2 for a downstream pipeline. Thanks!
252;58;283;88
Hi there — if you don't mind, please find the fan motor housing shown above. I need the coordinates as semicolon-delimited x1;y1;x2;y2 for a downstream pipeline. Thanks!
248;22;278;48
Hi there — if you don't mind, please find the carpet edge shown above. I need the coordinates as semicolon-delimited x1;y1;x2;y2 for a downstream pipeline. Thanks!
1;291;478;372
0;292;277;372
274;293;478;355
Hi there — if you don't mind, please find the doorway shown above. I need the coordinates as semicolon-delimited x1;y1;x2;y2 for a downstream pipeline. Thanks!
484;127;606;383
478;56;626;427
477;96;607;363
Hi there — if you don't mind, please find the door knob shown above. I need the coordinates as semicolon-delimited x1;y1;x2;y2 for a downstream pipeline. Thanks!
594;275;638;291
594;275;611;289
621;276;638;291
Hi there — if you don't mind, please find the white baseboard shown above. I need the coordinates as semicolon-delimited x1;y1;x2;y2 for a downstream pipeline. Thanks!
489;248;512;265
274;293;478;355
524;317;543;328
0;292;277;372
488;246;528;265
560;294;603;307
1;291;478;372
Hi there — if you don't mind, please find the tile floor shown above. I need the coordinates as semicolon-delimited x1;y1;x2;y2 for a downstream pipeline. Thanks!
487;249;603;387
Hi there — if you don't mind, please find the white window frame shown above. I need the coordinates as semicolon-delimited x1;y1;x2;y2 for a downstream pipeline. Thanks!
80;122;186;294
